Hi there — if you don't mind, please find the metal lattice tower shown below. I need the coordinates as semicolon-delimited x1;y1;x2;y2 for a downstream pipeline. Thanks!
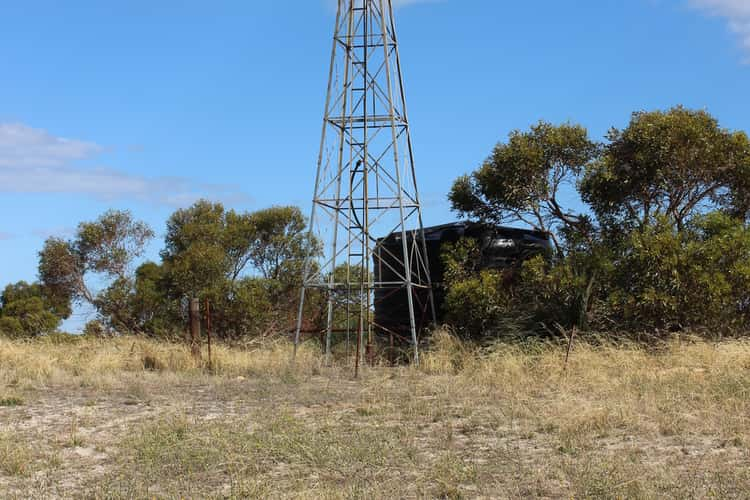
294;0;435;366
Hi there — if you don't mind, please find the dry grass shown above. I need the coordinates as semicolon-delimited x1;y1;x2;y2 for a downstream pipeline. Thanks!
0;331;749;498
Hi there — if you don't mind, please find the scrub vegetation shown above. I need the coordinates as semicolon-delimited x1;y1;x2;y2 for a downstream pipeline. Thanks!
4;107;750;343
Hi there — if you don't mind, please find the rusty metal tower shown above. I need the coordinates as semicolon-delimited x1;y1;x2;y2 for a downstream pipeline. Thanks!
294;0;435;367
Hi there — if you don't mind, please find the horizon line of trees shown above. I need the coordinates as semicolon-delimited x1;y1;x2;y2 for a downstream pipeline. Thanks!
2;105;750;342
0;202;318;339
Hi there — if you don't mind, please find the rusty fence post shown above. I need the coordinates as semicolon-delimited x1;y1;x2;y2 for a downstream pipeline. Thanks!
205;298;212;370
355;321;362;379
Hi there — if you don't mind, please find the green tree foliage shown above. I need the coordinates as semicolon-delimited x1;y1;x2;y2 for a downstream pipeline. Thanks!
247;206;309;284
0;282;68;338
161;200;244;298
215;278;277;338
37;238;82;310
154;201;314;339
447;212;750;337
31;202;315;338
447;121;604;335
441;238;483;285
449;121;599;254
131;262;180;335
86;261;180;337
443;270;516;339
161;201;311;294
446;107;750;338
38;210;154;333
440;239;527;340
606;213;750;332
581;107;750;231
82;319;107;337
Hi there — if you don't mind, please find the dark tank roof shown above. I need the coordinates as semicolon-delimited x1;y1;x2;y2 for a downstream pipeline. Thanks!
380;221;550;243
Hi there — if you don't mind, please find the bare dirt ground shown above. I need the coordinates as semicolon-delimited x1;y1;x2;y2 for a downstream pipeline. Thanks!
1;334;749;499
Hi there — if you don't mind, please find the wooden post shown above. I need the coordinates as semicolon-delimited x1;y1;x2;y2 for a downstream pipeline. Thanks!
189;298;202;360
205;298;212;369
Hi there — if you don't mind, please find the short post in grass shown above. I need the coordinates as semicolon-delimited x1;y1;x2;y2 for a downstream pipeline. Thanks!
205;298;213;370
189;298;202;360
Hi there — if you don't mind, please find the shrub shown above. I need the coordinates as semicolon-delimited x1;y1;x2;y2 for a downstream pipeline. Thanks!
441;239;529;340
444;270;521;339
0;317;25;339
83;320;108;338
0;282;63;338
442;212;750;338
212;278;277;339
608;213;750;332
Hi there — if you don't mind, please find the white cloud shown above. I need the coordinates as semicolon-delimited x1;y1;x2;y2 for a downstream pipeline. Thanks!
0;232;13;240
0;123;102;167
690;0;750;57
0;123;247;206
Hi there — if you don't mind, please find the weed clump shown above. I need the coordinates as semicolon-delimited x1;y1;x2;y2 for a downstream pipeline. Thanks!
141;352;165;372
0;432;32;476
0;395;23;407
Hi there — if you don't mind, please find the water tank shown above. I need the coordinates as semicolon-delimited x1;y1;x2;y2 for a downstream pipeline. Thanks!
373;222;551;336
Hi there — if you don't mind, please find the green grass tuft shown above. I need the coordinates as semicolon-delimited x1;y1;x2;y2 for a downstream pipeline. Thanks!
0;396;24;407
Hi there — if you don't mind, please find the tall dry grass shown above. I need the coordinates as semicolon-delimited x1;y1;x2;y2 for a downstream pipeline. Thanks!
2;330;749;396
1;330;749;497
421;329;750;436
0;334;324;392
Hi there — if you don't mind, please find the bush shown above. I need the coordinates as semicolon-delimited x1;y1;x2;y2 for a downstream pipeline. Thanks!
212;278;277;339
83;320;108;338
0;282;63;338
442;212;750;339
444;270;524;339
441;239;529;340
518;255;586;331
0;317;24;339
607;213;750;332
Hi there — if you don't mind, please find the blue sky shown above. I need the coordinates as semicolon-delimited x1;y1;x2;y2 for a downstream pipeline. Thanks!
1;0;749;327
